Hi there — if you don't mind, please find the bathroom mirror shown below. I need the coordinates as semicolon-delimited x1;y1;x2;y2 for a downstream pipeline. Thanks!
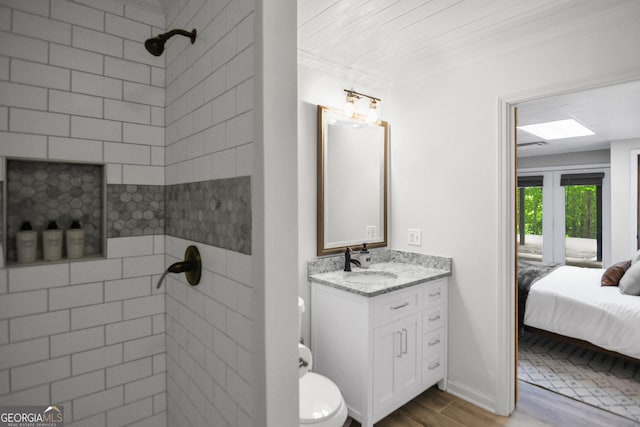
317;105;388;256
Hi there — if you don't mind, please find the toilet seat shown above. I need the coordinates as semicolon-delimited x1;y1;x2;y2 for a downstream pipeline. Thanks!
299;372;343;424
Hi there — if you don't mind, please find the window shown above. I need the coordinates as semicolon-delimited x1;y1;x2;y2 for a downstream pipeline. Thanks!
517;176;543;261
561;173;603;267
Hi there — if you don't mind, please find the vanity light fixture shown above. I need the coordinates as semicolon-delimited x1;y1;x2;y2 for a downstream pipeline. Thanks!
343;89;381;123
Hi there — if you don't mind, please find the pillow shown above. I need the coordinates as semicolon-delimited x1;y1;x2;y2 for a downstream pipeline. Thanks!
632;249;640;265
601;260;631;286
619;261;640;296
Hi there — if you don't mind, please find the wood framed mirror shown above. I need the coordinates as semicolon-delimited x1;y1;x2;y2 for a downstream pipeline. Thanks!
317;105;389;256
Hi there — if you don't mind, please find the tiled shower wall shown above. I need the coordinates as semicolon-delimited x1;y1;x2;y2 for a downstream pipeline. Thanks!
164;0;255;426
0;1;167;426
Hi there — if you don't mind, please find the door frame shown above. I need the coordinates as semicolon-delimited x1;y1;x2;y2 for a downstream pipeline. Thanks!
495;70;640;416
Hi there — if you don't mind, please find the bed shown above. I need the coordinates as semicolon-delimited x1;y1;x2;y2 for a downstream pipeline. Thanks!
519;262;640;361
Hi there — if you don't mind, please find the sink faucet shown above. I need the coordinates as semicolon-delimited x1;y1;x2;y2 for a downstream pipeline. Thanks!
344;247;361;272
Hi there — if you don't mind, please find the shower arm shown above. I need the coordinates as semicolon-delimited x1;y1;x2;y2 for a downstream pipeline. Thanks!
159;29;196;44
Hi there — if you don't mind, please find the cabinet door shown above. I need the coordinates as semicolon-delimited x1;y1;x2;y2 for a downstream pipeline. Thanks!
373;313;421;418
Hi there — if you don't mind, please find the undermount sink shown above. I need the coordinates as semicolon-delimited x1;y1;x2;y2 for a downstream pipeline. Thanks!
344;271;398;284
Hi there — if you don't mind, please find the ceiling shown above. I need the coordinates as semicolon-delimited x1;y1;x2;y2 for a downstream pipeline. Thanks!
298;0;640;157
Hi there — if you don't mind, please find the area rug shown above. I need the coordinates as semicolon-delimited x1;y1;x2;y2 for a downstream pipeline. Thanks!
518;331;640;422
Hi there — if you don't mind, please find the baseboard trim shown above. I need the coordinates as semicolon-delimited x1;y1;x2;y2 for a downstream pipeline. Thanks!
446;380;497;414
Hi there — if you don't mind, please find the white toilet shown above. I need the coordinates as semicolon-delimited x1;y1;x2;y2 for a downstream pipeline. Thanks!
298;297;348;427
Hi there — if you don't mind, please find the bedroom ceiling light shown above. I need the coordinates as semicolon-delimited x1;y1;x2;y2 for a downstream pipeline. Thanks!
517;119;594;140
343;89;381;124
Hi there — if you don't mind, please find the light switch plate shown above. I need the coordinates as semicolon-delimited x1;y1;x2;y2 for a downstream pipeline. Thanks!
365;225;377;239
408;228;422;246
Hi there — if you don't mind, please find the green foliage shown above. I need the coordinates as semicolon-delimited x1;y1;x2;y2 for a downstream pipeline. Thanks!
516;185;598;239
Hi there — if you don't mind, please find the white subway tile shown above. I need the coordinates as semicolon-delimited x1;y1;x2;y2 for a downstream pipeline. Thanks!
106;357;151;387
106;317;151;345
227;368;252;413
123;254;164;279
0;338;49;370
50;90;103;118
210;149;235;180
51;44;103;74
212;328;236;368
124;4;165;27
106;164;123;184
153;392;166;413
150;106;164;126
236;13;254;52
226;46;253;89
123;334;164;361
0;384;49;406
151;146;164;166
9;263;69;292
128;412;165;427
0;270;6;294
123;294;164;320
106;14;150;41
0;370;8;395
0;81;47;110
122;165;164;185
124;81;164;107
152;353;165;375
49;137;103;163
105;276;151;302
212;30;236;71
105;142;151;164
50;282;103;310
235;142;254;176
109;396;153;426
72;71;122;99
124;40;163;68
152;314;164;334
13;10;71;44
11;59;70;90
151;67;164;87
11;356;70;391
51;326;104;357
213;383;236;425
0;0;49;16
0;56;7;80
0;289;47;320
0;319;7;345
123;123;164;146
236;345;252;383
75;0;124;15
73;386;123;420
203;67;225;103
226;250;252;286
71;301;122;329
105;99;151;125
70;258;122;284
226;111;253;148
72;343;122;375
107;236;154;258
153;236;164;255
71;116;122;142
73;26;122;57
105;57;150;84
226;310;252;351
211;90;236;125
124;373;165;403
236;283;253;319
52;370;105;402
0;106;6;130
235;78;253;114
10;310;69;341
0;32;48;62
10;108;69;137
52;0;104;30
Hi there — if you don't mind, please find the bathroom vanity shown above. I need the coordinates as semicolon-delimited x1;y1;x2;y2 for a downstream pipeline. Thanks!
308;250;452;427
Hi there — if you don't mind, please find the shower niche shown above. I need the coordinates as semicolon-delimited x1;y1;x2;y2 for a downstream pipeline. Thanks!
5;159;105;265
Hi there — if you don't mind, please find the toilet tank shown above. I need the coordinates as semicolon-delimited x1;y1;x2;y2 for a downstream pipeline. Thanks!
298;297;305;339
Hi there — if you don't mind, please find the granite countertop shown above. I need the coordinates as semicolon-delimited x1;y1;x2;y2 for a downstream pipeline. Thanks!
308;261;451;297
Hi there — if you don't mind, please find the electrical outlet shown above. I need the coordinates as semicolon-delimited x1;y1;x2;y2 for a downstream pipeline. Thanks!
408;228;422;246
365;225;377;239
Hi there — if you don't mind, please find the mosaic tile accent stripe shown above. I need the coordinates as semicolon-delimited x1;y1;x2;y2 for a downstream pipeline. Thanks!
6;160;103;262
166;177;251;255
106;184;165;238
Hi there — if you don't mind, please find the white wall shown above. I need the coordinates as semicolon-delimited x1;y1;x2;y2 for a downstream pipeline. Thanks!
611;138;640;262
163;0;256;426
297;64;389;344
0;2;167;426
386;8;640;411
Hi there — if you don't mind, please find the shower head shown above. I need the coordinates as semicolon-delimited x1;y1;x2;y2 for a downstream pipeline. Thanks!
144;28;197;56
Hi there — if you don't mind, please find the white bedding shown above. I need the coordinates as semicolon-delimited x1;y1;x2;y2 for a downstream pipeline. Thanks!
524;265;640;359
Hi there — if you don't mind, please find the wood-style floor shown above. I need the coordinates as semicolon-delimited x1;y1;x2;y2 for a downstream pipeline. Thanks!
349;381;639;427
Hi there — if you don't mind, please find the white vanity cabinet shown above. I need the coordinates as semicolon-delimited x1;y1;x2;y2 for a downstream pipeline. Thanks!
311;278;448;427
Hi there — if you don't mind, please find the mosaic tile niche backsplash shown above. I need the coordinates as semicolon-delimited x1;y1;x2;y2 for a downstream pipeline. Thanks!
6;160;103;262
166;176;252;255
106;185;165;238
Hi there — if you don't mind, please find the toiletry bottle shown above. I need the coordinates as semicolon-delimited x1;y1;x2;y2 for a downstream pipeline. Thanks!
360;243;371;268
43;220;63;261
16;221;37;263
66;220;85;259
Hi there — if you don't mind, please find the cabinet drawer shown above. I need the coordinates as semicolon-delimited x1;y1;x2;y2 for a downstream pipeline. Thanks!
423;306;444;333
424;280;444;307
373;288;421;327
423;328;444;357
423;351;445;387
